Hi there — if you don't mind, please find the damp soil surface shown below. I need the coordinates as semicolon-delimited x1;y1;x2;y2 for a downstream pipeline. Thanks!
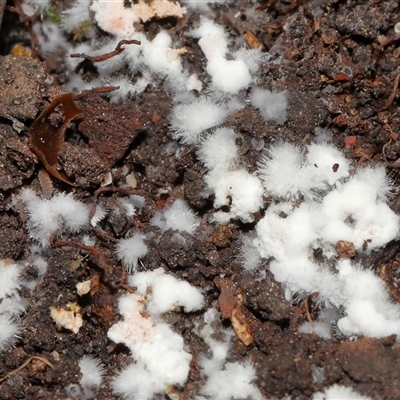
1;1;400;399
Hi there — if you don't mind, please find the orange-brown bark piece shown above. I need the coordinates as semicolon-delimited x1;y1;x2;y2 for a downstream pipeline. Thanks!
245;30;262;49
29;93;82;185
379;261;400;304
336;240;356;258
216;277;238;320
215;277;254;346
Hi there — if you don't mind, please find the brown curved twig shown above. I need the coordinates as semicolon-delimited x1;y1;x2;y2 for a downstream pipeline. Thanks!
70;39;141;73
51;237;115;274
0;356;55;384
89;185;142;221
381;71;400;111
5;3;43;60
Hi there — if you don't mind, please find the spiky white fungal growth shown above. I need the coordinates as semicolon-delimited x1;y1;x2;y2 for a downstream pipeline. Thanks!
150;199;200;235
312;384;372;400
20;189;90;247
115;233;148;272
198;128;238;171
258;141;351;200
0;314;20;351
206;169;264;224
201;361;264;400
79;355;105;390
250;88;288;124
170;97;229;145
0;259;23;351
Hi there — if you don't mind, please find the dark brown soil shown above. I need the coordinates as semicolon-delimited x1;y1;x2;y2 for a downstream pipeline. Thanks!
1;1;400;399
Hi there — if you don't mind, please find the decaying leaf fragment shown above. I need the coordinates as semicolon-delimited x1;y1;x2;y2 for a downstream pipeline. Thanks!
29;93;82;185
215;277;254;346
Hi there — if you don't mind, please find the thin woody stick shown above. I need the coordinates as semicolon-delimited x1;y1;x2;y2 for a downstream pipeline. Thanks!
70;39;141;73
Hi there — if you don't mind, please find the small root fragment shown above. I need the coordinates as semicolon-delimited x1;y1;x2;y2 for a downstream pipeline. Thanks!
51;237;115;275
304;297;315;335
0;356;55;383
381;71;400;111
71;39;141;73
